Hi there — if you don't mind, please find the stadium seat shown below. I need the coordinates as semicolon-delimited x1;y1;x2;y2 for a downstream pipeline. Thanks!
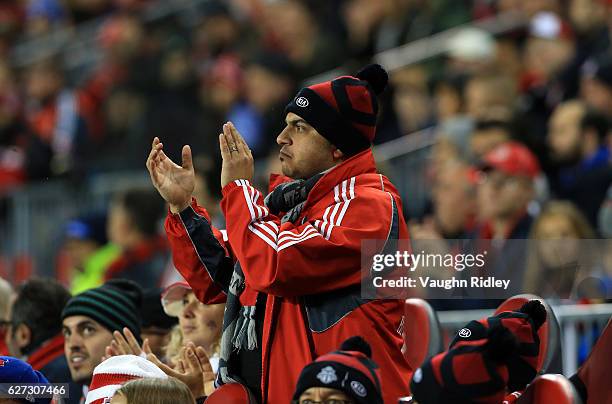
494;294;562;373
402;298;444;370
569;317;612;404
204;383;257;404
513;374;582;404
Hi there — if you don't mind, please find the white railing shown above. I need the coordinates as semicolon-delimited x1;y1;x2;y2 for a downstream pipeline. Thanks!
438;303;612;376
304;11;526;85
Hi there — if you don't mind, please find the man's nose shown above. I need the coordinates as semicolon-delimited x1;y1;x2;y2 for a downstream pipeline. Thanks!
66;335;83;351
277;126;290;145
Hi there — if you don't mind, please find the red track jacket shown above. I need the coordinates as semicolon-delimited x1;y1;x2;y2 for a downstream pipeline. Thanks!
165;149;413;403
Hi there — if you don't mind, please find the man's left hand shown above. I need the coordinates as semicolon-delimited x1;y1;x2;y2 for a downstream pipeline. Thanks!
219;122;254;188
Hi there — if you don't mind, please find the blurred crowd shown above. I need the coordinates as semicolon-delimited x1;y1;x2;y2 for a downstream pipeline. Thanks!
0;1;611;402
0;0;610;300
0;0;474;190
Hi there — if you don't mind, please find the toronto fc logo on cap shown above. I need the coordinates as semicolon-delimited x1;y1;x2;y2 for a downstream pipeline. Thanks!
296;96;309;107
0;358;6;367
350;380;367;397
458;328;472;338
316;366;338;384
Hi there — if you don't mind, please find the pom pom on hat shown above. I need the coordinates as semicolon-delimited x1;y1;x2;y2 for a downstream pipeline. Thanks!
340;336;373;358
519;300;547;330
355;64;388;95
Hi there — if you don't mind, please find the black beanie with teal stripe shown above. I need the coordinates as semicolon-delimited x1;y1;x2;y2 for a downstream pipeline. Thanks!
62;279;142;340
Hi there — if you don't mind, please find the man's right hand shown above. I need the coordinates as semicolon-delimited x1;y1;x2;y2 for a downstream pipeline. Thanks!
146;137;195;214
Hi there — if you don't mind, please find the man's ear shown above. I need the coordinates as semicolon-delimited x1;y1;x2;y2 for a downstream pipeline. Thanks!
14;323;31;350
332;147;345;161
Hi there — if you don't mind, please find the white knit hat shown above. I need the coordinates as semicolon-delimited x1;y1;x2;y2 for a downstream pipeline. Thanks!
85;355;168;404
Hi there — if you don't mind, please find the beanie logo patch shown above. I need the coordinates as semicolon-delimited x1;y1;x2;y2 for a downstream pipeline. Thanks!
350;380;367;397
316;366;338;384
459;328;472;338
296;97;309;107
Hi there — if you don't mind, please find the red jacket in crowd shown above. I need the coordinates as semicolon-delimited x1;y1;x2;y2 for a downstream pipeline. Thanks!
166;149;413;403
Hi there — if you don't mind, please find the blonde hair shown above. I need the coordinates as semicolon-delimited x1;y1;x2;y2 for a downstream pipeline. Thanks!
524;201;595;296
163;324;183;366
114;377;194;404
0;277;13;319
530;201;595;239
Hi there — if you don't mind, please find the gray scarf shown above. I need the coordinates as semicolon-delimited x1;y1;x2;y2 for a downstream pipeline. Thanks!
216;173;324;389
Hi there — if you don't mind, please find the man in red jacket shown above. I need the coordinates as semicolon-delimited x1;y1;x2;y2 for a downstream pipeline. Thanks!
147;64;412;403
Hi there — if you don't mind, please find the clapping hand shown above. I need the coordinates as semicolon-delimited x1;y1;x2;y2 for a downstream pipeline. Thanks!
146;342;216;398
146;137;195;214
219;122;254;188
102;327;151;361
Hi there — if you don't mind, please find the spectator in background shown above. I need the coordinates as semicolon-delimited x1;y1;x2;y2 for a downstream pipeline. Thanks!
227;52;295;159
23;58;102;181
341;0;387;60
474;142;541;294
432;74;466;122
140;288;177;361
548;100;612;227
599;185;612;238
5;279;71;378
557;0;611;100
94;85;146;172
64;212;120;294
263;0;345;79
191;1;243;63
580;54;612;114
25;0;66;37
142;40;216;171
524;201;596;300
0;356;52;404
198;54;243;139
464;73;517;119
160;282;224;374
0;63;26;193
292;337;383;404
446;27;496;76
105;188;168;289
430;161;478;239
470;108;513;160
61;279;142;404
521;12;576;117
429;117;474;174
66;0;113;24
85;354;169;404
111;376;195;404
390;65;434;135
0;277;13;356
476;141;540;239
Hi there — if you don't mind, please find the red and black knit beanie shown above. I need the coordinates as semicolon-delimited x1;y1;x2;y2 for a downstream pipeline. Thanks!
410;325;519;404
448;300;547;392
292;336;383;404
284;64;388;156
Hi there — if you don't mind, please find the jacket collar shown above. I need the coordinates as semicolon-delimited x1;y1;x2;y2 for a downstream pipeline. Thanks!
27;333;65;370
268;149;378;208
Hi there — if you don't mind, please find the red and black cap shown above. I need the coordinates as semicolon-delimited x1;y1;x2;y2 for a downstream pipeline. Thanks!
292;336;383;404
449;300;547;392
284;64;388;156
410;325;519;404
